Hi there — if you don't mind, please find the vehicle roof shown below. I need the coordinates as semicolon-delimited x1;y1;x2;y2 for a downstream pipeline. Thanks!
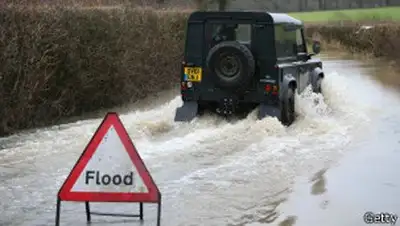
188;11;303;26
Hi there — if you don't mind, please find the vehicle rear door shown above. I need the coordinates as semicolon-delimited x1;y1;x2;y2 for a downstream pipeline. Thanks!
203;18;254;88
182;21;204;86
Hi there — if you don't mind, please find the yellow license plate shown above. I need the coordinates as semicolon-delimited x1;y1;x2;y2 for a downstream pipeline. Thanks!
184;67;202;82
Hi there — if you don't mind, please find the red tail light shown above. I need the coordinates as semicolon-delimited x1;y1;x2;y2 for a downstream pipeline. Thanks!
265;84;272;92
265;84;279;95
181;82;186;90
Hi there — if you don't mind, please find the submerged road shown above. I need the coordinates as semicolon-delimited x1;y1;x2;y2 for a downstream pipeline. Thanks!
1;53;400;226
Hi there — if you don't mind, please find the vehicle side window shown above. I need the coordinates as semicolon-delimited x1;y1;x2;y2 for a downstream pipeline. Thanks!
296;29;306;54
274;24;297;58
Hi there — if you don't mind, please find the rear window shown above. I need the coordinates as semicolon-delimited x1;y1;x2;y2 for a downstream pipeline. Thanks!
207;23;252;45
234;24;252;42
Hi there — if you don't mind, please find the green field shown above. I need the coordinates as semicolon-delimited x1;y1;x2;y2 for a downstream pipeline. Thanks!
289;6;400;22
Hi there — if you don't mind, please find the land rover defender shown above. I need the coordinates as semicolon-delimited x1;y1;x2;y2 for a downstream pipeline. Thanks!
174;11;324;125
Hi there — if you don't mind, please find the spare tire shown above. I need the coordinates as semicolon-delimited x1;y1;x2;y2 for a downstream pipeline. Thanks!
206;41;255;89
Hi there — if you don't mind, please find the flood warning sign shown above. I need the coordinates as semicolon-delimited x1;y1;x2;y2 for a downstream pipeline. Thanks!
58;112;159;202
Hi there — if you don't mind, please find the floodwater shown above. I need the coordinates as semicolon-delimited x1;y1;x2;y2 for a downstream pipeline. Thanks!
1;53;400;226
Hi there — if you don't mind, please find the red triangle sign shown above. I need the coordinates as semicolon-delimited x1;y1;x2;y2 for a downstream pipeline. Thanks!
58;112;160;203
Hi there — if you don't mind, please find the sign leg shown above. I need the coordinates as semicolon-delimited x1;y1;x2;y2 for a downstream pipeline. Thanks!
85;202;91;222
55;198;61;226
156;200;162;226
139;202;143;220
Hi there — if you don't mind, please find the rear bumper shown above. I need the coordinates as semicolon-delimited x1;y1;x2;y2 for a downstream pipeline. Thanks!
210;98;281;120
174;99;281;122
181;89;279;105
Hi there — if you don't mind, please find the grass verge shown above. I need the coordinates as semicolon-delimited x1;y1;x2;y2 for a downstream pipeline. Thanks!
289;7;400;22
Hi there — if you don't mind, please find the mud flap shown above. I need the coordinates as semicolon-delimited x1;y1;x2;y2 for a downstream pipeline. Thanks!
258;104;281;120
174;101;199;122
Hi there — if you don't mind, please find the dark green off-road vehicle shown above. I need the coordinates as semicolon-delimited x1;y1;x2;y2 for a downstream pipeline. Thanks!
174;11;324;125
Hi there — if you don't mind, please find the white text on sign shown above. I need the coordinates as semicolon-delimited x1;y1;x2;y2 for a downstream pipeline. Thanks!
85;171;134;186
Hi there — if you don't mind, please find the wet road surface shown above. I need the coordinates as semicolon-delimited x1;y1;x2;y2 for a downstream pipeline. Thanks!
1;53;400;226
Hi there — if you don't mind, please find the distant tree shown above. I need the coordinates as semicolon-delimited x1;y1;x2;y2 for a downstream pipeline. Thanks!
299;0;303;11
218;0;228;10
203;0;228;11
358;0;364;7
319;0;324;10
194;0;207;9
